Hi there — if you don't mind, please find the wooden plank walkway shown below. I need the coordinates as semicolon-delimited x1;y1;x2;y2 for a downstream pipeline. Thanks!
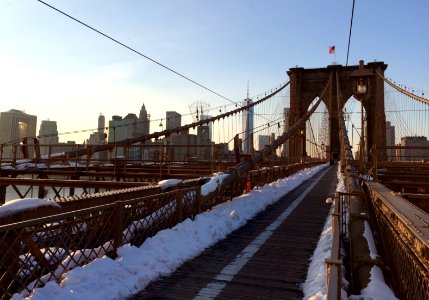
129;166;337;299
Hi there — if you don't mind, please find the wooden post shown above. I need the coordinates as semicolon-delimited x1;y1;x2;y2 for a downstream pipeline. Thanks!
113;202;124;253
21;138;29;159
175;189;183;223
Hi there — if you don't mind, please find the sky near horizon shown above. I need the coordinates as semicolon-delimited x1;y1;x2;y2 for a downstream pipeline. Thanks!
1;0;428;143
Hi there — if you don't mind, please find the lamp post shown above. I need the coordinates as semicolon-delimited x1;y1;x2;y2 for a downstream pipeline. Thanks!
358;79;367;173
351;60;372;174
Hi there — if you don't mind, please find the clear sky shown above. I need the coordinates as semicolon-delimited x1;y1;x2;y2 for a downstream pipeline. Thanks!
1;0;428;143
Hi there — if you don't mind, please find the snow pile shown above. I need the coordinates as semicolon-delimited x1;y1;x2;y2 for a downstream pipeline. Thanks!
352;221;398;300
200;172;229;196
13;164;327;300
157;179;182;190
0;198;60;218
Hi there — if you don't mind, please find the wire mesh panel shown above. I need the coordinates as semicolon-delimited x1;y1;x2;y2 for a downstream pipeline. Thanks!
0;187;199;299
121;190;182;247
0;203;117;299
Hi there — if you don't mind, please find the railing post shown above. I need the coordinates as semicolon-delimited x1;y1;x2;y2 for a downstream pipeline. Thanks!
113;201;124;253
0;184;6;205
210;144;214;174
194;186;202;218
175;189;183;223
33;138;41;163
86;146;92;172
21;138;29;159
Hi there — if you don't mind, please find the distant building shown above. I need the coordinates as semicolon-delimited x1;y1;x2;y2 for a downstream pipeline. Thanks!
38;120;59;156
258;135;270;150
98;113;105;135
170;130;197;161
87;132;107;162
0;109;37;159
399;136;429;161
166;111;181;130
386;121;395;160
51;141;78;157
197;125;212;160
242;98;254;155
270;133;276;144
108;114;139;158
136;104;150;136
108;114;138;143
200;115;212;140
282;107;290;158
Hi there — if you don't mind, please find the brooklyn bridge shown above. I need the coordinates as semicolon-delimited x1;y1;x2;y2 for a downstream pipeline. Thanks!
1;59;429;299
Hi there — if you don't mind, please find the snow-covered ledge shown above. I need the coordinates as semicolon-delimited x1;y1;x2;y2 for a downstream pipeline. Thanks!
0;198;60;218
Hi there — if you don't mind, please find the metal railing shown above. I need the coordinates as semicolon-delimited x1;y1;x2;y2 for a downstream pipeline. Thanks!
0;186;200;299
0;161;322;299
362;181;429;300
326;192;342;300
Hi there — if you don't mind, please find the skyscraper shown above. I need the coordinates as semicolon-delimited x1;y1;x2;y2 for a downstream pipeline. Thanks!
200;115;212;140
38;120;59;156
242;98;254;155
282;107;290;158
258;135;270;150
386;121;395;160
137;104;150;136
0;109;37;159
108;114;138;143
166;111;181;130
400;136;429;161
98;114;105;134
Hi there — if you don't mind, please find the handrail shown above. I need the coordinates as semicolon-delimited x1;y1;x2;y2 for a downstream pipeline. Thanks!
326;192;342;300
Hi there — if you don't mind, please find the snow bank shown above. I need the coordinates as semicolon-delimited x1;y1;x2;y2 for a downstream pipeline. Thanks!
157;179;182;190
0;198;60;218
200;172;229;196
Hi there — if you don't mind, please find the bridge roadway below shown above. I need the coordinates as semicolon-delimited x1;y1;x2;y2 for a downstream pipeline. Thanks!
130;165;338;300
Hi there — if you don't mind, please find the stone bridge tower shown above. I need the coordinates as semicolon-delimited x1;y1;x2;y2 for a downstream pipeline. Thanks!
287;61;388;161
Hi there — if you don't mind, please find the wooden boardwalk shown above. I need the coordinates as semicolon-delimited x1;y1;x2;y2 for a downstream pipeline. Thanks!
130;166;338;300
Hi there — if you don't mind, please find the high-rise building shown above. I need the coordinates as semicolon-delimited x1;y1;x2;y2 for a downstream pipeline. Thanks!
170;130;197;161
88;132;107;162
386;121;395;160
400;136;429;161
258;135;270;150
108;114;138;143
197;125;211;160
98;114;105;134
0;109;37;159
38;120;59;156
242;98;254;155
108;114;138;157
137;104;150;136
282;107;290;158
84;114;107;162
166;111;181;130
200;115;212;140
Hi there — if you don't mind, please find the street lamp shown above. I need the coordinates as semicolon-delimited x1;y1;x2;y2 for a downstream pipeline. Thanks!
351;60;373;174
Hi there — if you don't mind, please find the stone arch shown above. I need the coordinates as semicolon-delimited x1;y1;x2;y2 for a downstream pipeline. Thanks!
287;61;388;161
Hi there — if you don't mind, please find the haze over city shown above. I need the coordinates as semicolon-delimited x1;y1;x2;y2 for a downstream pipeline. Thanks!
1;0;428;144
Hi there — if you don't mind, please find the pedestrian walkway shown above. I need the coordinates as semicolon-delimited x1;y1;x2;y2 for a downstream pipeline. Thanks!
130;166;337;299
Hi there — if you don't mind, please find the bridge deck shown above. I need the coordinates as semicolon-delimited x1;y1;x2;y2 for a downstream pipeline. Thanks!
130;166;338;299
